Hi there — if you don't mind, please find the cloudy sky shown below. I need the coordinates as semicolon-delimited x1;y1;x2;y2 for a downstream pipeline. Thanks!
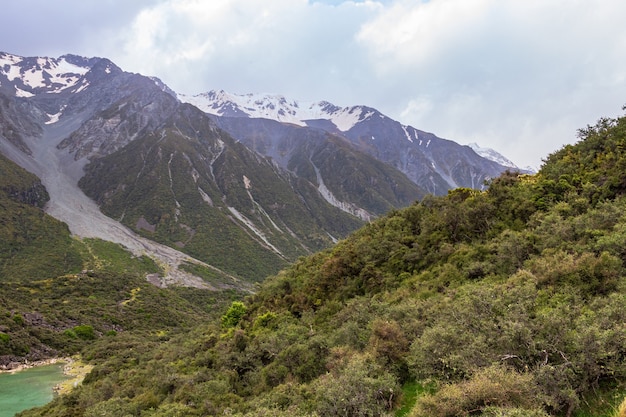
2;0;625;169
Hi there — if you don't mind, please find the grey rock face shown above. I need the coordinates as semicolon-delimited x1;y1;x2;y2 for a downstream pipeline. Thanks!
181;90;522;196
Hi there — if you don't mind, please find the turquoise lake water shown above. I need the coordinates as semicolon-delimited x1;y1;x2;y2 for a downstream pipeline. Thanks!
0;364;68;417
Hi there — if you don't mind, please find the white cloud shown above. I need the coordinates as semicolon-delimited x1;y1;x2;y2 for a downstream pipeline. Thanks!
357;0;494;72
107;0;382;99
350;0;626;167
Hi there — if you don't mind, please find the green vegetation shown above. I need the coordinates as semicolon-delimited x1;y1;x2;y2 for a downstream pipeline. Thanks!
0;237;240;360
0;153;82;281
10;109;626;416
221;301;247;328
396;381;435;417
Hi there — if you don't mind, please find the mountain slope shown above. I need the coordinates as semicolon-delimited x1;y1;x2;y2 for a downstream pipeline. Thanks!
0;84;221;288
0;152;79;281
78;102;363;280
214;116;426;220
0;52;366;282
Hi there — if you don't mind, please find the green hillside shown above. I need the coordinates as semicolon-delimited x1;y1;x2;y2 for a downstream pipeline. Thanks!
0;152;82;281
15;109;626;416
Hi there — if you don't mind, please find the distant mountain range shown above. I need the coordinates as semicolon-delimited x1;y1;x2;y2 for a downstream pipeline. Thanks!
0;52;525;282
181;90;528;194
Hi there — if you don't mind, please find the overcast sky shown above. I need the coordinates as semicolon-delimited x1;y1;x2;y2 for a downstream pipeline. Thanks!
2;0;625;169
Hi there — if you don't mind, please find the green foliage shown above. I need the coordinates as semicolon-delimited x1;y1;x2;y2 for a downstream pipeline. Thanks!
395;381;435;417
83;397;136;417
310;352;399;417
410;365;544;417
306;135;426;214
62;329;77;339
222;301;248;328
73;325;96;340
0;155;88;282
0;213;244;360
12;314;25;325
77;238;160;276
0;152;48;208
540;112;626;202
253;312;278;330
526;249;621;295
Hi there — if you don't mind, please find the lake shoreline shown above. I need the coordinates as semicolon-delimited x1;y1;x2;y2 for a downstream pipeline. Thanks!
0;357;70;374
54;357;93;395
0;356;92;396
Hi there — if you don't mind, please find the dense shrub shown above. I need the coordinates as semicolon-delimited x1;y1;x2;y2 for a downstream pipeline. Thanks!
410;365;544;417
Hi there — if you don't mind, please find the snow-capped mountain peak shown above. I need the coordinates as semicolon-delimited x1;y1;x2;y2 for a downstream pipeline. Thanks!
0;52;95;96
467;142;520;169
178;90;374;132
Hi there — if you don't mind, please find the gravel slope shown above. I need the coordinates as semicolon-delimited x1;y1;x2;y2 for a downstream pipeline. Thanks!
1;117;236;289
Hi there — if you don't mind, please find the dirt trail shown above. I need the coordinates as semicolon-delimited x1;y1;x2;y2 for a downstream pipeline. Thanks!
2;117;230;289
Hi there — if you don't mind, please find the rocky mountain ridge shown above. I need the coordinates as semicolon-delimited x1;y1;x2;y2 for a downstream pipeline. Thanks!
181;90;522;195
181;90;372;131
